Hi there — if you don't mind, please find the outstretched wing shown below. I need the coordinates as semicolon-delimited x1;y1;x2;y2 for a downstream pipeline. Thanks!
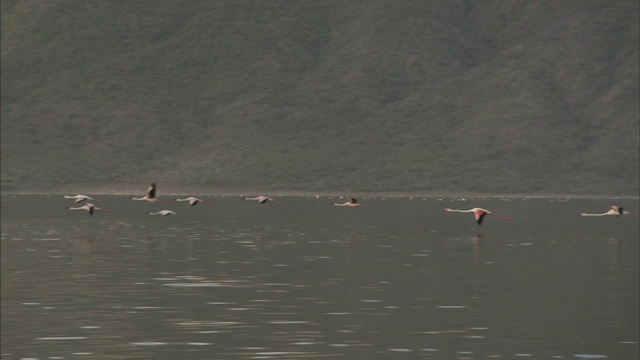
475;210;487;225
611;206;623;216
147;183;157;198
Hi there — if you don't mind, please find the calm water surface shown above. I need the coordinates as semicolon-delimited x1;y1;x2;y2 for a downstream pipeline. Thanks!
1;195;638;359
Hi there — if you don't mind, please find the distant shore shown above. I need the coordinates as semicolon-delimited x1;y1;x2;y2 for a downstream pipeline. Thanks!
1;183;638;199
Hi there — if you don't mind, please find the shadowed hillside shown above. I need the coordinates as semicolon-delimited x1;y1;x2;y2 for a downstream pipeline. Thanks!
2;0;638;194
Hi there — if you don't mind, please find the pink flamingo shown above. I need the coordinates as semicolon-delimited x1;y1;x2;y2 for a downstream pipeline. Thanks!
333;197;372;208
63;194;99;203
579;205;640;217
242;195;285;205
176;197;215;206
67;203;112;216
443;207;513;225
149;210;176;216
131;183;169;203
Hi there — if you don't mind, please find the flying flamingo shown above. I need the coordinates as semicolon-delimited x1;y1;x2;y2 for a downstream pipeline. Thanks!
63;194;99;203
149;210;176;216
443;207;513;225
333;197;372;208
579;205;640;217
242;195;285;205
131;183;169;203
176;197;215;206
67;203;113;216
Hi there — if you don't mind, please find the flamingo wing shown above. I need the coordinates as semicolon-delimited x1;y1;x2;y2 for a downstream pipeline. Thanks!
147;183;157;198
610;206;623;215
474;210;488;225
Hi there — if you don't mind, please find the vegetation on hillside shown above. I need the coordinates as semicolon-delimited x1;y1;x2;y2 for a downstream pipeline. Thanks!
2;0;638;194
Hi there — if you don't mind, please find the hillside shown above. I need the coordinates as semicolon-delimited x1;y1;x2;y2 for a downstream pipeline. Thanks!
1;0;639;195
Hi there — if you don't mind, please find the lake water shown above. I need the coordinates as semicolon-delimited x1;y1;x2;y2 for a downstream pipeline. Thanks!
1;194;638;359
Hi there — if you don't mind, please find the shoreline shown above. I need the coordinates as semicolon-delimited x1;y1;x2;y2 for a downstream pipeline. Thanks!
1;183;638;199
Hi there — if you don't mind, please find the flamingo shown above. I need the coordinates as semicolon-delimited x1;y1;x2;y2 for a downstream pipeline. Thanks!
67;203;112;216
242;195;285;205
579;205;640;217
149;210;176;216
131;183;169;203
63;194;98;203
176;196;215;206
333;197;372;208
443;207;513;225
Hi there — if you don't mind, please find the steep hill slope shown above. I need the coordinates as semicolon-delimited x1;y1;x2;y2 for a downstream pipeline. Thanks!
2;0;638;194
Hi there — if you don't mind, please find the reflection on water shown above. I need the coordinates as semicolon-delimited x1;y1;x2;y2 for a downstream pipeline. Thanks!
1;195;638;359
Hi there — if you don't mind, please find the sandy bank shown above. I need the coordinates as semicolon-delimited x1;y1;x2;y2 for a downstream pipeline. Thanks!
1;183;638;199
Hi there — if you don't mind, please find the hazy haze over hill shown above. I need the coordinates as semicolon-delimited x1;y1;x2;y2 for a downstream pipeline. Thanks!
1;0;638;195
